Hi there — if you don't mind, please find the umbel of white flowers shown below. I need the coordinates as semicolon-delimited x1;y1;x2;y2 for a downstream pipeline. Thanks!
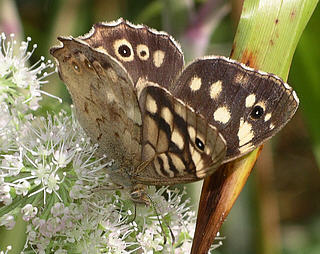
0;33;223;253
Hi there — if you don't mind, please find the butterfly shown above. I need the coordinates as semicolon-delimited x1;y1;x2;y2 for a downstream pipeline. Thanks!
50;18;299;203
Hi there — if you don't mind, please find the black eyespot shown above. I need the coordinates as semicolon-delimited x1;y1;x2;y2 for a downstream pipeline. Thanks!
195;138;205;151
250;105;264;119
118;45;131;57
140;50;147;57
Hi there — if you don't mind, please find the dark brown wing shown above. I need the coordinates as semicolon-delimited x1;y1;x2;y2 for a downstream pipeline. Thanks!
78;18;184;89
170;56;299;162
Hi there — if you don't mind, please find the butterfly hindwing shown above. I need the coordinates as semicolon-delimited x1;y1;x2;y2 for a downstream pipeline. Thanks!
170;56;299;162
79;18;184;88
134;84;226;185
50;37;142;170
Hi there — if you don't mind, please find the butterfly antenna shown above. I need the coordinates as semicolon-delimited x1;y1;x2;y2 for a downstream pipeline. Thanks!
144;192;175;246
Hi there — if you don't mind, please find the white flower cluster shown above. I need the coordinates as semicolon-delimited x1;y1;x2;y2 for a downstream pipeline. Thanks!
0;33;58;111
0;34;210;253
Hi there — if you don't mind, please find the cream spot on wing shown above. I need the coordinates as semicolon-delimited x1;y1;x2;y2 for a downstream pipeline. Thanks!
106;68;118;83
210;80;222;99
204;145;211;156
137;44;150;61
270;122;275;130
161;107;173;131
234;72;249;84
189;76;202;91
158;154;172;177
169;153;185;174
146;94;158;114
238;118;254;146
153;50;165;67
213;106;231;124
172;129;184;150
189;144;201;164
113;39;134;62
264;113;272;122
245;94;256;108
187;126;196;140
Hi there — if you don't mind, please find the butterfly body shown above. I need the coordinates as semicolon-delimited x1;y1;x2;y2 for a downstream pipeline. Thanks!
50;18;299;203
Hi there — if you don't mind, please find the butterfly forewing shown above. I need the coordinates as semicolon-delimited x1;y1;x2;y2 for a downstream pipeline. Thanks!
79;18;184;88
134;84;226;185
50;37;142;171
170;57;299;162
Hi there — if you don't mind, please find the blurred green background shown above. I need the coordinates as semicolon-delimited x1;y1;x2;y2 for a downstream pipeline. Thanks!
0;0;319;253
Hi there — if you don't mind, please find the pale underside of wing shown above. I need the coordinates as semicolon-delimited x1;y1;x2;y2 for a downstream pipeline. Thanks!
50;38;142;176
133;83;226;185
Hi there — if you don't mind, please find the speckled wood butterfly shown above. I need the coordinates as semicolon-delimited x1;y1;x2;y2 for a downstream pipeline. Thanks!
50;18;299;203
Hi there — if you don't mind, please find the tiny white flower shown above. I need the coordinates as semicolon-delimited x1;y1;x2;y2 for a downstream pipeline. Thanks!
31;163;50;186
53;145;75;168
45;173;60;194
21;204;38;221
15;180;30;196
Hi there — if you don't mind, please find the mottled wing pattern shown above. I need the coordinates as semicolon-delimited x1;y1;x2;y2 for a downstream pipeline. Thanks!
50;37;142;170
79;18;184;88
134;83;226;185
170;57;299;162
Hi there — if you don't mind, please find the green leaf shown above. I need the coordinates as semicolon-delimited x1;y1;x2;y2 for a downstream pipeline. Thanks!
232;0;318;80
